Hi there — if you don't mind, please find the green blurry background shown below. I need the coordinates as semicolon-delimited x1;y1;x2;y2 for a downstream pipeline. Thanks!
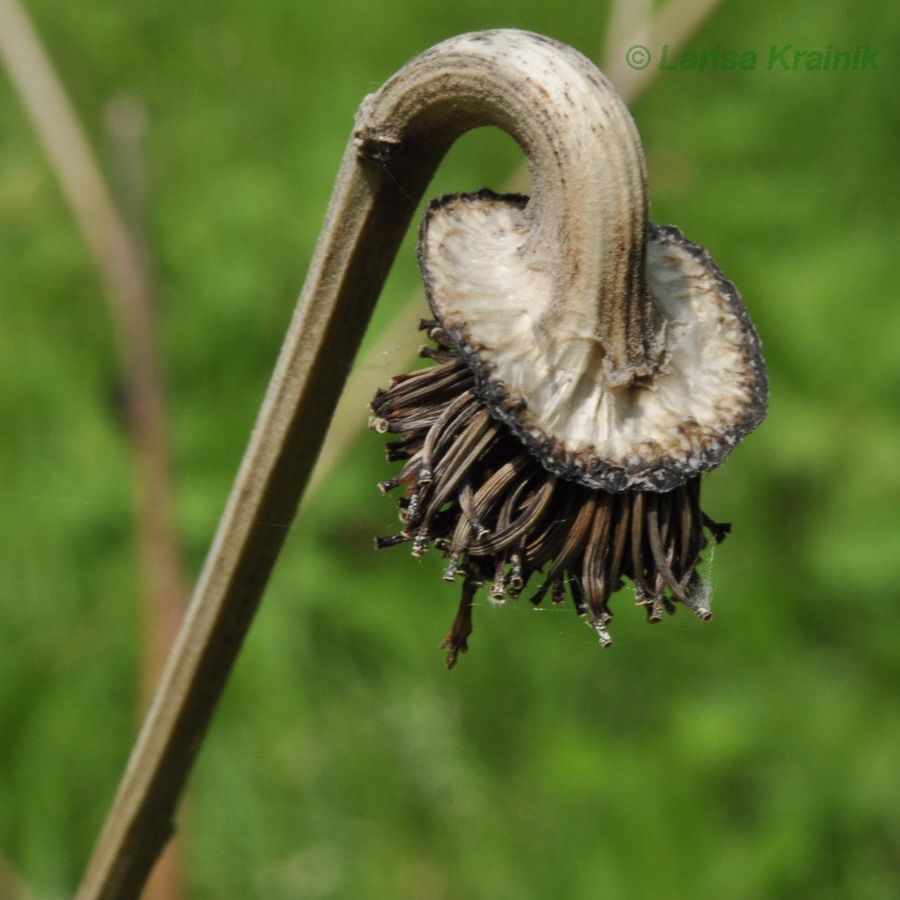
1;0;898;897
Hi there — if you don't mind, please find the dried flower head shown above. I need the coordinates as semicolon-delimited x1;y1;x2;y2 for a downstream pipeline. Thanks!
366;32;767;667
371;304;743;668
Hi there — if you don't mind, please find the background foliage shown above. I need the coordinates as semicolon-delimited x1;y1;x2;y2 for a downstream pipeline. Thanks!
1;0;898;897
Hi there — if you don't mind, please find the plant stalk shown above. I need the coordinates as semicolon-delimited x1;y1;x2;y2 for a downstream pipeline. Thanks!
75;29;676;896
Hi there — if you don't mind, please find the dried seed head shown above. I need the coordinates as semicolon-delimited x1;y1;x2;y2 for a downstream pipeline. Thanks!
360;30;767;664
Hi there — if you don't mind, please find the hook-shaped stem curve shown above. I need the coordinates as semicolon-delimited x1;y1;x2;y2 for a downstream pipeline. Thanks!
357;29;658;375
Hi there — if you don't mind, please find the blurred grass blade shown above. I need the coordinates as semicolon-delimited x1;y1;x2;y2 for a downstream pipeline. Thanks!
0;0;188;896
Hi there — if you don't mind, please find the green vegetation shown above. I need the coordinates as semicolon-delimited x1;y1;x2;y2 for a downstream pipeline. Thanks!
1;0;897;896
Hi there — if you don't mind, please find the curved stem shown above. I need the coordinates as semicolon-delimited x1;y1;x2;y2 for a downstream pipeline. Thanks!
76;29;654;897
358;30;658;377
